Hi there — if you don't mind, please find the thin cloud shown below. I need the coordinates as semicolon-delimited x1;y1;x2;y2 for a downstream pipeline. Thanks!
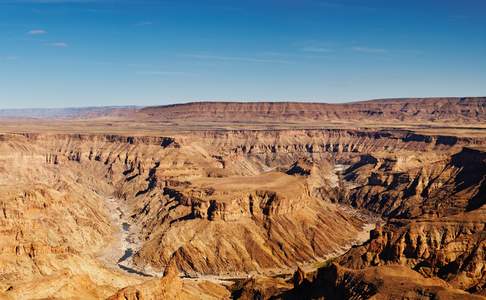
449;15;470;22
183;54;291;64
317;1;376;11
301;46;333;53
28;29;47;35
352;46;387;54
295;40;337;54
259;51;288;57
135;70;193;76
135;21;153;26
46;42;68;48
317;1;346;8
127;63;151;68
0;56;18;61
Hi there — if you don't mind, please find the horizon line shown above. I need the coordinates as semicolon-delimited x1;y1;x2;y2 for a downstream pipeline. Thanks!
0;96;485;110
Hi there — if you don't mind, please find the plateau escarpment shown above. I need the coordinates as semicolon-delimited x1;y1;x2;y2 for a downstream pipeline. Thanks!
133;171;367;275
138;97;486;124
0;114;485;299
0;130;378;277
259;143;486;299
0;137;138;299
330;147;486;293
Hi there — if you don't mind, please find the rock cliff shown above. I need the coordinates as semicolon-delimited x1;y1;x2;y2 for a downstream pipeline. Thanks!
0;115;484;299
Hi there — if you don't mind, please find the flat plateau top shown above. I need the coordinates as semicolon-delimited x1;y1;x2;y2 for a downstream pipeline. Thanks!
1;119;486;139
1;98;485;137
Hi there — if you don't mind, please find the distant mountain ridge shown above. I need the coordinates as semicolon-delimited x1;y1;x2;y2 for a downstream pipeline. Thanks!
138;97;486;124
1;97;485;124
0;106;139;119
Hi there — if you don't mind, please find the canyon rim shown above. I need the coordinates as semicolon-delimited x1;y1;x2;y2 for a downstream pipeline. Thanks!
2;1;486;299
0;98;485;299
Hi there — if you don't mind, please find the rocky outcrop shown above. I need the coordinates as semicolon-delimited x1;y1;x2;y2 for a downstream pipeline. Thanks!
0;121;485;299
335;213;486;292
107;260;183;300
286;159;313;176
279;263;485;299
132;177;369;275
340;147;486;218
231;276;292;300
107;259;229;300
327;148;486;294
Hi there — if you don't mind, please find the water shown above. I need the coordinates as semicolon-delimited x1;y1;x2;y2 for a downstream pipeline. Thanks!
117;263;152;277
118;248;133;263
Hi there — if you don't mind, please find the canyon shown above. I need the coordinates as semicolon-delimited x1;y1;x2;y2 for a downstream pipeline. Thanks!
0;98;485;299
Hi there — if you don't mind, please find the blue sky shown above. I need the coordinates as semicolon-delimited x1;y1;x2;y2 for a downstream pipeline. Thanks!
0;0;485;108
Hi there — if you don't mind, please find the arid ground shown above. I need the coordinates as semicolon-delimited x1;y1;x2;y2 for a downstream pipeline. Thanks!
0;97;485;299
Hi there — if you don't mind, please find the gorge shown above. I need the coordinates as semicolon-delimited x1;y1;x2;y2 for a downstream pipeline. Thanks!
0;98;485;299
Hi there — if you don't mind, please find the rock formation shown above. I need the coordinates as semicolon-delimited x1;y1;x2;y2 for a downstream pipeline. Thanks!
0;98;485;299
137;97;486;124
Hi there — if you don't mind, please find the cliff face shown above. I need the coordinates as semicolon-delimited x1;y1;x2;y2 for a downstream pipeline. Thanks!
138;97;486;124
0;124;485;299
0;131;374;276
282;263;485;300
340;147;486;218
0;136;139;299
331;148;486;293
274;145;486;298
336;215;486;291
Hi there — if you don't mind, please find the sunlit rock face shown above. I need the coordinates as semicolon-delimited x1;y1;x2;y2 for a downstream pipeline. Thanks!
0;98;485;299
